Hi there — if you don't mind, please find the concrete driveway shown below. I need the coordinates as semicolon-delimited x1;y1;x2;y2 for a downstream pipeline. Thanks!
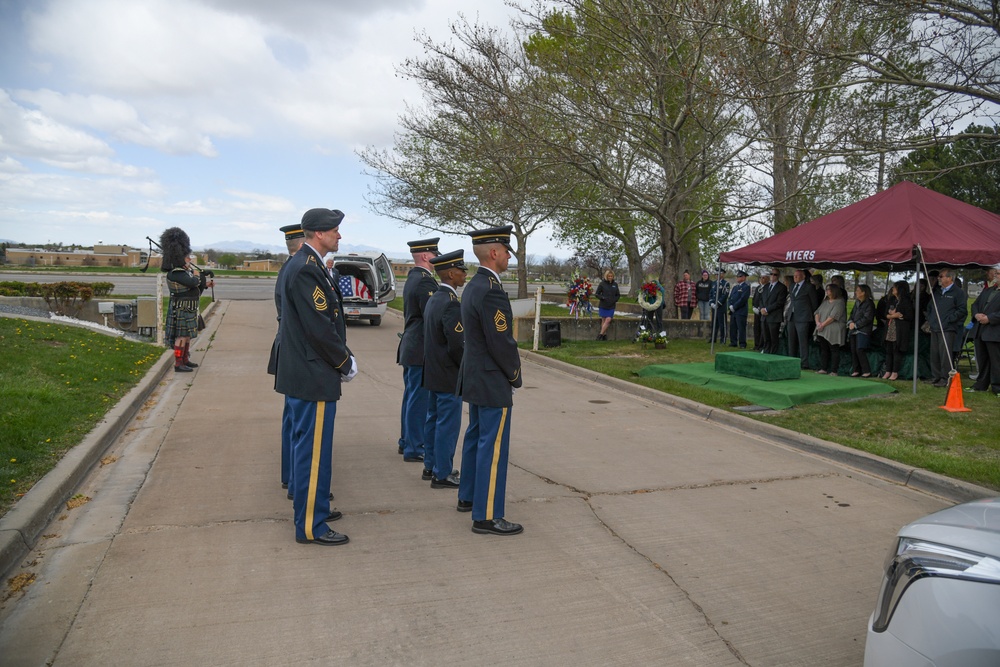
0;300;948;666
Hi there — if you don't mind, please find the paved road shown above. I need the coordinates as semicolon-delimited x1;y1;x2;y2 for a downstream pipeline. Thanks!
0;300;948;666
0;271;277;300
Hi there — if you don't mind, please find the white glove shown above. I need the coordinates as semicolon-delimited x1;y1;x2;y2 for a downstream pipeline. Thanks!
753;307;760;315
729;305;734;313
710;303;717;310
342;356;358;382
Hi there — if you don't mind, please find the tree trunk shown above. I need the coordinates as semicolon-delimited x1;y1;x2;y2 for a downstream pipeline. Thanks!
622;230;644;298
513;233;528;299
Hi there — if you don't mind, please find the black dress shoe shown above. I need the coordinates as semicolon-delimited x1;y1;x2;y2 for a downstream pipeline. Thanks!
398;445;403;455
174;365;193;372
431;473;460;489
421;468;433;481
456;500;473;512
281;482;288;490
403;454;424;462
324;510;343;522
288;492;335;501
296;530;349;546
472;518;523;536
185;361;199;368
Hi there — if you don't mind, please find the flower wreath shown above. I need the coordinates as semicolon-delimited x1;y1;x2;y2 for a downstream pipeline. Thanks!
636;328;668;343
638;280;664;311
567;276;593;303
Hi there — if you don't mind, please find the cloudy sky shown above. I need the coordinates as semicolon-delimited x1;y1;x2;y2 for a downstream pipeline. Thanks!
0;0;564;258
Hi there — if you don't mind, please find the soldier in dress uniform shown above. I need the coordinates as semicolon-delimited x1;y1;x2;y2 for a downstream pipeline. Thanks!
160;227;212;372
397;238;440;466
267;223;304;495
275;208;357;546
456;226;523;536
727;269;751;348
422;250;467;489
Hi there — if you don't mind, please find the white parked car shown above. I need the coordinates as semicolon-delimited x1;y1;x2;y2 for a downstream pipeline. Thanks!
329;252;396;326
864;497;1000;667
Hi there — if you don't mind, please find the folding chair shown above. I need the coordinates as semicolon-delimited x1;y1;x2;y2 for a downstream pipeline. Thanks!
955;321;977;376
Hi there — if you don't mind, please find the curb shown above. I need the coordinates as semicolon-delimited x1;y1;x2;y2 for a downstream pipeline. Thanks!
522;350;995;505
0;302;218;579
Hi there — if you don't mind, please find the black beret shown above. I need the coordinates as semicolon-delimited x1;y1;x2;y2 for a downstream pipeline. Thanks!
469;225;514;251
430;249;466;273
280;223;304;240
407;238;440;254
301;208;344;231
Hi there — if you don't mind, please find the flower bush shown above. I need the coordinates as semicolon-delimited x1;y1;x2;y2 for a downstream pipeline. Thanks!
635;328;668;344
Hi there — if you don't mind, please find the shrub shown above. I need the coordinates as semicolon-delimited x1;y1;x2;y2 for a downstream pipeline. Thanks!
91;281;115;297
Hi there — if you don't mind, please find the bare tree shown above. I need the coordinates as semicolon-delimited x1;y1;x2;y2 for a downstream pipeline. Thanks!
359;21;578;298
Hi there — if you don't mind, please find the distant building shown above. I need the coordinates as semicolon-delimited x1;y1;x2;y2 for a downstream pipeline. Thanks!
6;245;153;268
242;258;281;272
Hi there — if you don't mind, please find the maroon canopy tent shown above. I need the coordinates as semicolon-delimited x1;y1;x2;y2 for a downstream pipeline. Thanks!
719;181;1000;270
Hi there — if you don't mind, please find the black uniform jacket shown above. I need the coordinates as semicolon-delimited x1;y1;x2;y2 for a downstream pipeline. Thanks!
422;284;464;393
397;267;438;366
456;267;522;408
274;244;352;402
849;298;876;334
761;280;788;324
267;258;293;378
788;280;820;324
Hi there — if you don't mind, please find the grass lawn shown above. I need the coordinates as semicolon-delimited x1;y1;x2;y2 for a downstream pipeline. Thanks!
528;338;1000;492
0;318;163;515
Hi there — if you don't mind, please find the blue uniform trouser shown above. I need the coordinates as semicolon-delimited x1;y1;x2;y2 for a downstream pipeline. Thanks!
426;390;461;480
457;404;512;522
398;368;407;452
402;365;428;458
729;311;748;347
287;396;335;541
281;396;292;487
711;310;727;341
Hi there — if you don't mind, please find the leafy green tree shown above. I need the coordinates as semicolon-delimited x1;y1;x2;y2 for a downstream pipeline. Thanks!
891;124;1000;213
521;0;754;312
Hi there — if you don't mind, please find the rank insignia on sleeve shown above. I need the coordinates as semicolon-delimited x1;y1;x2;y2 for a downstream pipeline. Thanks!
493;310;507;332
313;286;328;311
455;322;464;333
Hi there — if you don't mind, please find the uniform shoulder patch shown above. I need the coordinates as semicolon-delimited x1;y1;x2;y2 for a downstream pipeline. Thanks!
313;286;328;311
494;310;507;332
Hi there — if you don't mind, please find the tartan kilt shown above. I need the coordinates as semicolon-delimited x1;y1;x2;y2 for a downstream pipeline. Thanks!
165;299;199;341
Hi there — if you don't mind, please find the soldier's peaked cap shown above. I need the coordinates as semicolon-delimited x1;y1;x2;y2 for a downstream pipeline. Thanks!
279;224;304;240
407;238;440;254
430;249;466;273
301;208;344;231
469;225;514;251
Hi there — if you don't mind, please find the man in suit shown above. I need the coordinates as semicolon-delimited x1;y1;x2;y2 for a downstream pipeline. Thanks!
751;274;768;350
968;268;1000;394
397;238;440;465
727;269;751;348
787;268;820;368
456;226;523;536
275;208;357;546
422;250;467;489
759;269;788;354
926;267;968;387
267;223;304;496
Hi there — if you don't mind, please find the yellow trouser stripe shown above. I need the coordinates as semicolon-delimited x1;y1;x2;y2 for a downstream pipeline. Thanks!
305;402;325;540
486;407;507;521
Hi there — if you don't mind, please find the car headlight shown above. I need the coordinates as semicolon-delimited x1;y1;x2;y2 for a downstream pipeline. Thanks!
872;538;1000;632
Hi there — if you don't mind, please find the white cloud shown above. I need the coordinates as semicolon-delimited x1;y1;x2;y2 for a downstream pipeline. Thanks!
14;89;222;156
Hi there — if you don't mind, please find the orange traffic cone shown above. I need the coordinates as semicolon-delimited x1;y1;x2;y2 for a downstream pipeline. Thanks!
940;371;972;413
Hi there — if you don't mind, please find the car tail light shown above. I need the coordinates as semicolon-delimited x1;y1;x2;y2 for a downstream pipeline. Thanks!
872;538;1000;632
